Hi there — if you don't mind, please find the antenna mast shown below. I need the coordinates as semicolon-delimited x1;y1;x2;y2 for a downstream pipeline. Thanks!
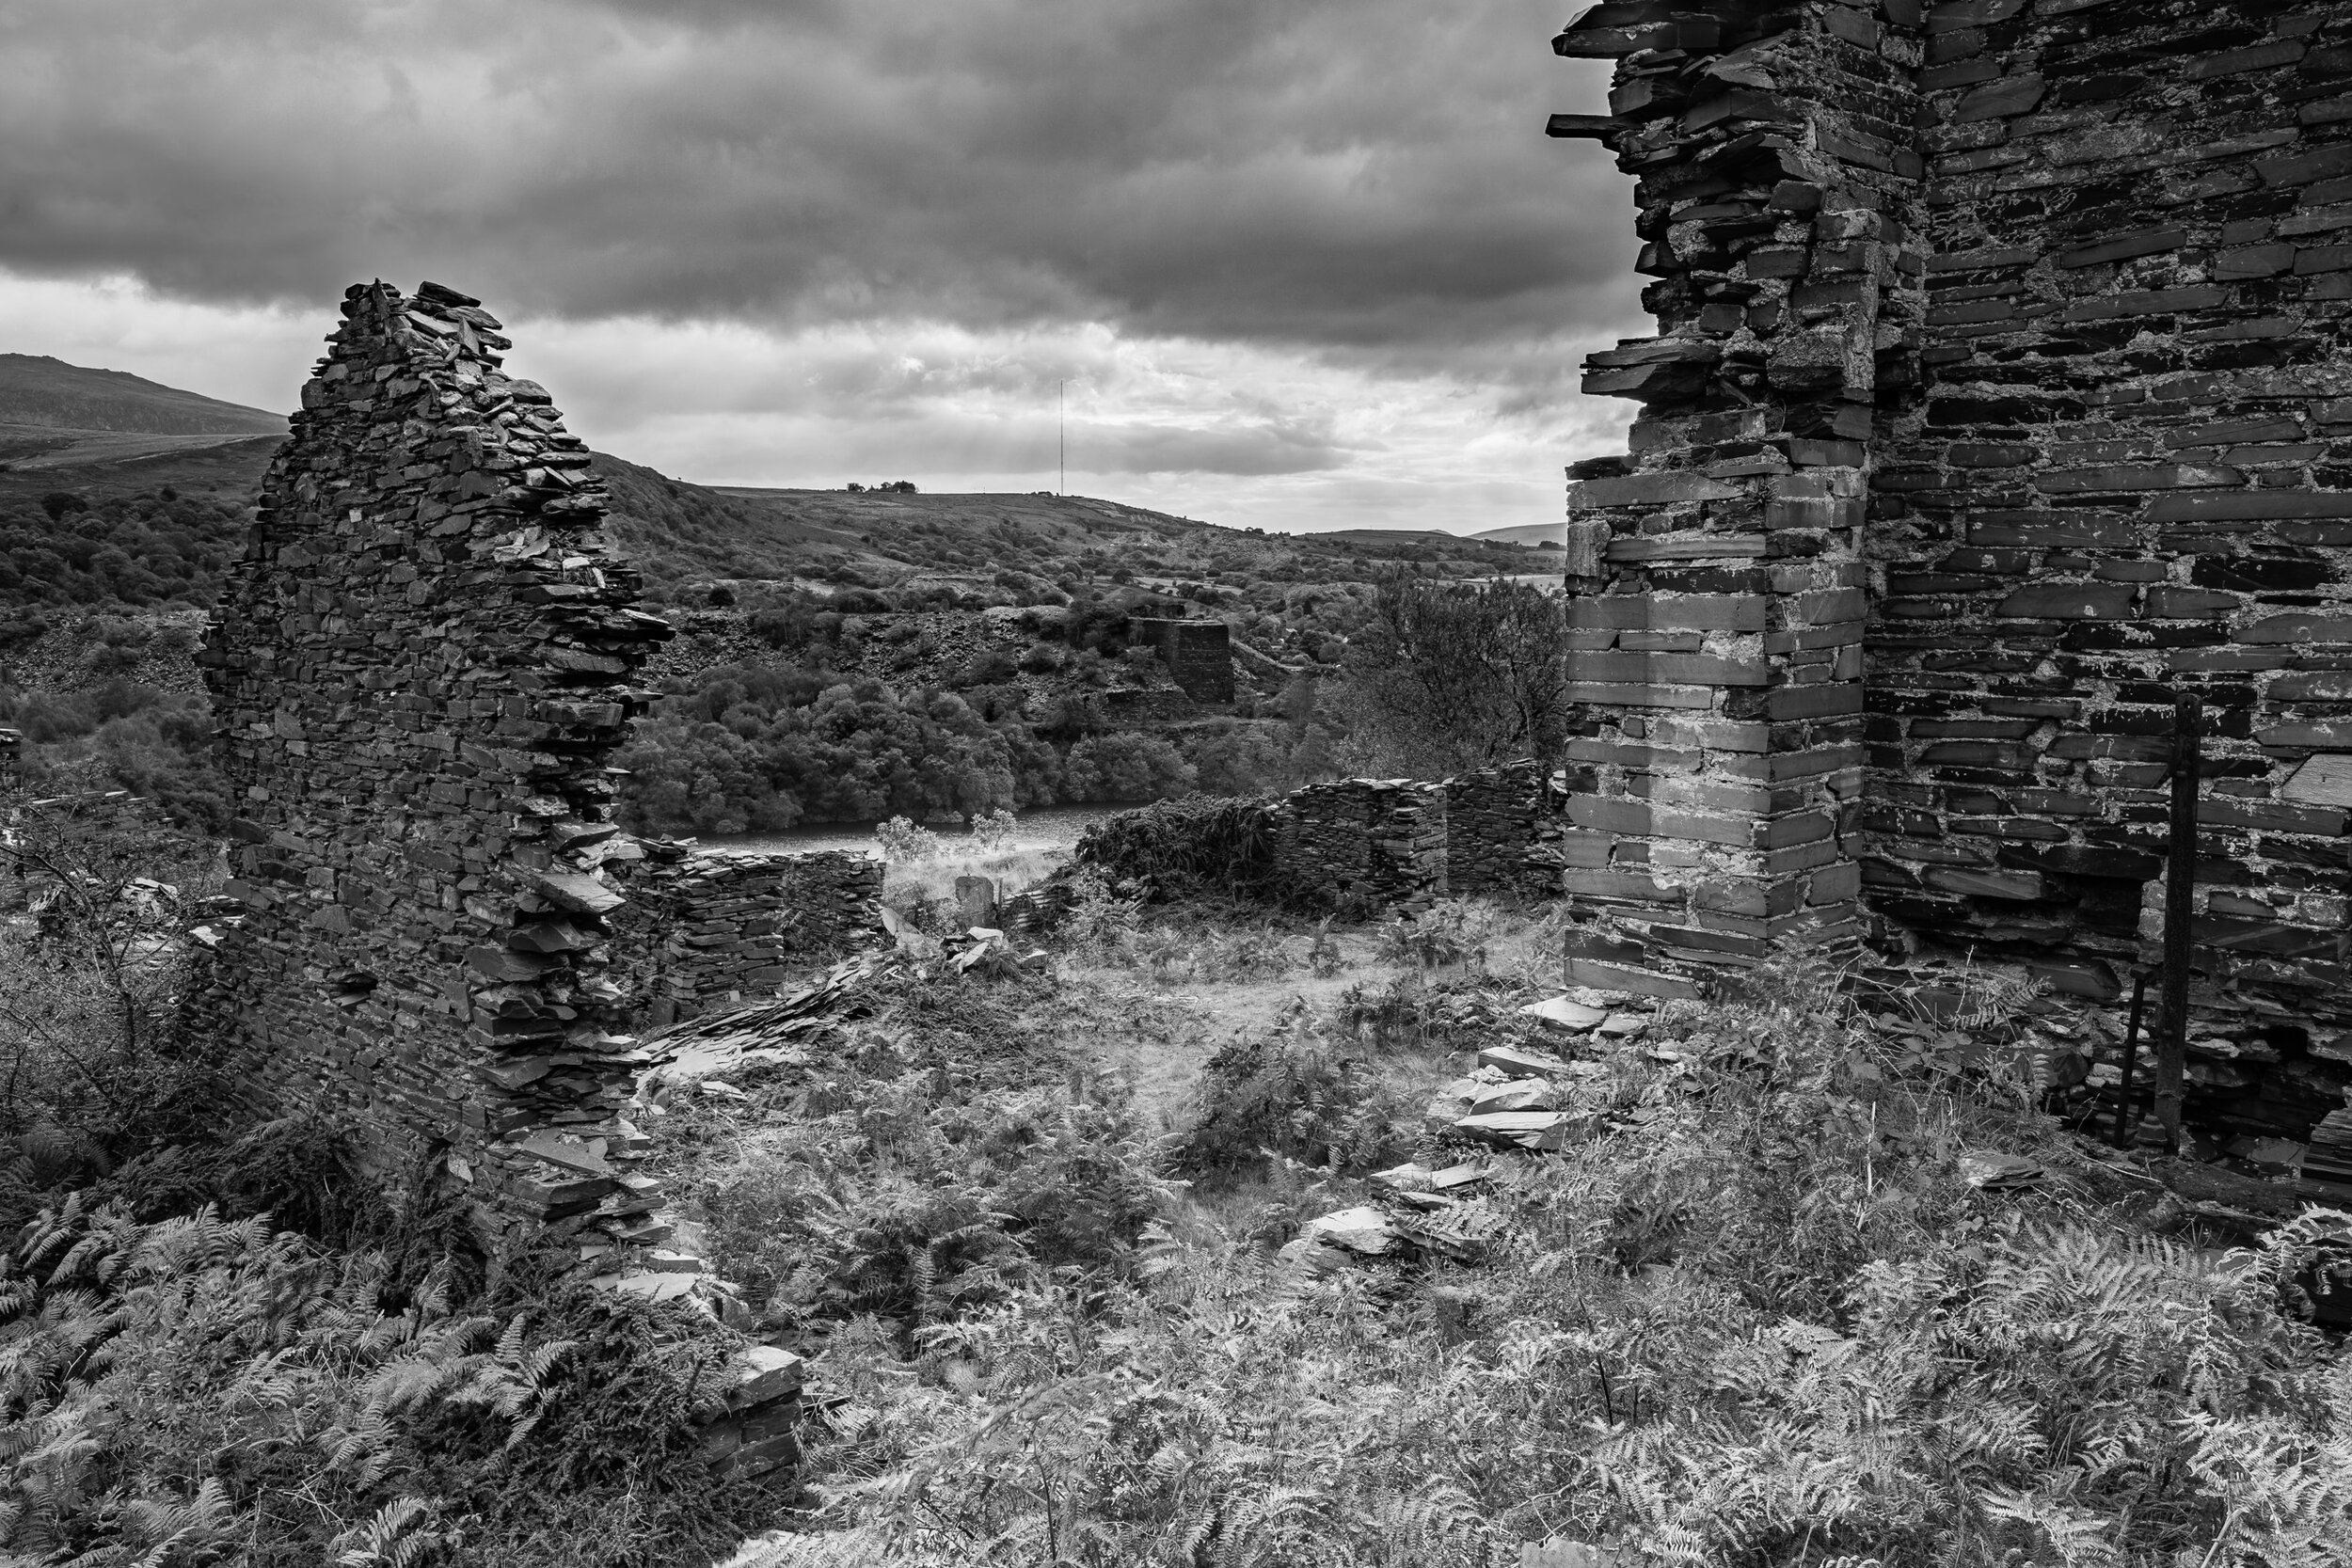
1058;378;1067;496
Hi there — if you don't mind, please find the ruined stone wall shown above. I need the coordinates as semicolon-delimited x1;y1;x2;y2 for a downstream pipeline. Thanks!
609;843;882;1028
195;279;683;1241
1549;0;1923;997
1268;778;1449;913
1870;0;2352;1036
1552;0;2352;1162
1127;616;1237;703
1443;759;1566;897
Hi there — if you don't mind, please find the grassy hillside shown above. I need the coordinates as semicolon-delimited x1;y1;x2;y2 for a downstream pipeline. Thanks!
0;354;286;436
601;455;1545;601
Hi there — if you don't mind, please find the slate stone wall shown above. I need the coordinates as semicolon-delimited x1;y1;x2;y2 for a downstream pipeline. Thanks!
195;278;688;1241
1268;778;1449;913
1549;0;1918;998
1444;760;1566;897
1874;0;2352;1035
609;844;883;1028
1554;2;2352;1109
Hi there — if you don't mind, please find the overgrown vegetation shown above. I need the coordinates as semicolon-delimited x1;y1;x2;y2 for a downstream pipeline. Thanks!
0;490;245;612
1340;575;1576;779
612;662;1328;838
11;775;2352;1566
694;930;2352;1567
1069;795;1278;897
0;796;791;1567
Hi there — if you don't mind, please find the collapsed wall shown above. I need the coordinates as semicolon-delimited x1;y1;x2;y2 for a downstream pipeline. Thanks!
1126;616;1238;703
610;843;882;1028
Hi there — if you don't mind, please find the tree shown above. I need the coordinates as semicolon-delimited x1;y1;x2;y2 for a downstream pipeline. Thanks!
1340;575;1575;779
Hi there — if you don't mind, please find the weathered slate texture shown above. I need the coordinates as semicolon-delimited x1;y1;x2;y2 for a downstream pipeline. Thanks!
195;279;684;1237
1445;759;1560;897
1867;0;2352;1029
609;843;882;1027
1554;0;1920;996
1268;778;1449;913
1126;616;1237;704
192;280;807;1476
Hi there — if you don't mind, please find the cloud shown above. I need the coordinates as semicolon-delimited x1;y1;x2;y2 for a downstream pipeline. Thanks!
0;2;1652;536
0;0;1634;358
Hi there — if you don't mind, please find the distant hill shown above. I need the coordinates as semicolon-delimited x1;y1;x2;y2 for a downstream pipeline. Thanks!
0;356;1550;611
602;459;1541;598
0;354;284;487
0;355;285;436
1472;521;1565;548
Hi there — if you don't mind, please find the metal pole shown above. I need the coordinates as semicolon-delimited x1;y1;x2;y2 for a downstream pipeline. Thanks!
1058;379;1067;496
2114;967;2150;1148
2154;694;2201;1155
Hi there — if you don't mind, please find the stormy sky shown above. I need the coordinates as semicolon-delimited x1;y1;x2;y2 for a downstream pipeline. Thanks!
0;0;1641;534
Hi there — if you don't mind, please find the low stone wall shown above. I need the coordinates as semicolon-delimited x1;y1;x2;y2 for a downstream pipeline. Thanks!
610;844;882;1028
1443;760;1560;899
1268;778;1448;914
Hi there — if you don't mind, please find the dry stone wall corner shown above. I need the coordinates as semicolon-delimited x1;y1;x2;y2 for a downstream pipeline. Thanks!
1553;1;1918;997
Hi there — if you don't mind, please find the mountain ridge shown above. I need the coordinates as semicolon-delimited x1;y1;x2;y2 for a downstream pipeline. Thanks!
0;353;287;436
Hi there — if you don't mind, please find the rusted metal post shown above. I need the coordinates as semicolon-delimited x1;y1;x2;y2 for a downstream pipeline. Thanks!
2115;967;2151;1148
2154;694;2201;1156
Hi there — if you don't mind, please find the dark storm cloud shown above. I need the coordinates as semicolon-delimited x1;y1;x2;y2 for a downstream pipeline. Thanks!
0;0;1635;357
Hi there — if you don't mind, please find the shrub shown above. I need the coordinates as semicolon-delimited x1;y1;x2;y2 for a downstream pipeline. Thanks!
876;816;944;863
1072;795;1274;895
1062;733;1195;803
1172;1005;1415;1178
967;808;1017;853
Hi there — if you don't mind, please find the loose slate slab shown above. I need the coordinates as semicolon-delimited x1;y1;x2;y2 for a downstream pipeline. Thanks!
1303;1206;1399;1256
1455;1111;1582;1151
1478;1042;1577;1076
1470;1077;1565;1115
1520;996;1611;1032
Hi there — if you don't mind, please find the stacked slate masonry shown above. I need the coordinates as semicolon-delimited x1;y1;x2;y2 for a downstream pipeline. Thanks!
193;281;825;1476
1555;0;2352;1163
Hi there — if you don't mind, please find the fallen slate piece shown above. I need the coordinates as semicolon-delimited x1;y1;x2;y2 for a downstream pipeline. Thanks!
1959;1149;2045;1189
1596;1013;1647;1040
1423;1076;1484;1132
1370;1160;1494;1196
1304;1205;1398;1256
531;869;626;916
1456;1110;1581;1151
1520;995;1609;1033
1275;1235;1359;1278
1470;1077;1563;1114
1479;1042;1575;1076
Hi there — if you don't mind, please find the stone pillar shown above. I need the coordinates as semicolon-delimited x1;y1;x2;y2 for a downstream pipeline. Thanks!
1549;1;1926;996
